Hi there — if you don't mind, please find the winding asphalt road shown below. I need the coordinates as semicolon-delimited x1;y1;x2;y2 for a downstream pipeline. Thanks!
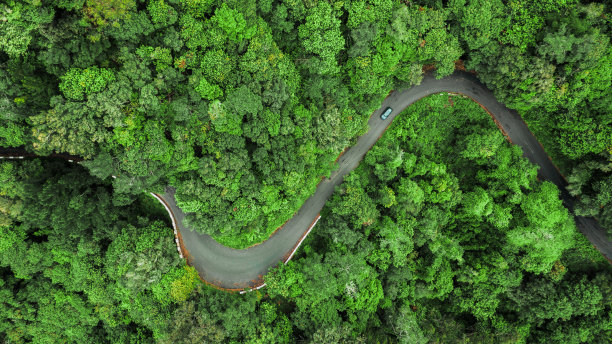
153;71;612;290
1;71;610;290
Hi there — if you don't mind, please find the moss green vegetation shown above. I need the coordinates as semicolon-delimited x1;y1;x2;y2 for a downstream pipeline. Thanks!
1;0;611;343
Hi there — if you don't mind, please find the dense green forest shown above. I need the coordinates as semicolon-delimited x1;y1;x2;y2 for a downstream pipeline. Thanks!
1;0;611;343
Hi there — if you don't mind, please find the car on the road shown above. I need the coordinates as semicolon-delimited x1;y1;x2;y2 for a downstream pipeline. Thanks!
381;107;393;120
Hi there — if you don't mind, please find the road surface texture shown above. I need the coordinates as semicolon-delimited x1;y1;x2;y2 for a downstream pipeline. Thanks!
154;71;612;290
1;71;610;290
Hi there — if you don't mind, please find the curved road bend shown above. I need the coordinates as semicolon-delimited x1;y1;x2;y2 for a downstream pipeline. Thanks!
1;71;610;290
157;71;612;290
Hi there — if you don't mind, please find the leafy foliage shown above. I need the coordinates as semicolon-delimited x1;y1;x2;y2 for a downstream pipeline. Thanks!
264;94;609;342
0;0;610;343
567;152;612;239
59;67;116;101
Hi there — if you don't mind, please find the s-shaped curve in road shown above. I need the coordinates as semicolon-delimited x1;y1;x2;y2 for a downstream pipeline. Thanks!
154;71;612;291
1;71;610;290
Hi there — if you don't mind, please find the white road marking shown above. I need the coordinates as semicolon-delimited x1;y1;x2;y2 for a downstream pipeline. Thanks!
285;215;321;263
150;192;185;259
239;283;267;294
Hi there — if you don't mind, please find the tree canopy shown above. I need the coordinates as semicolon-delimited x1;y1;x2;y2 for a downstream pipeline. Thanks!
0;0;610;342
